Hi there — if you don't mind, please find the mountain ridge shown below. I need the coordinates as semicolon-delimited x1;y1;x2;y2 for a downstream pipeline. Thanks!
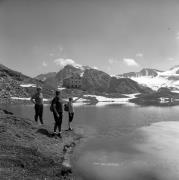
117;65;179;91
0;64;55;103
0;63;153;104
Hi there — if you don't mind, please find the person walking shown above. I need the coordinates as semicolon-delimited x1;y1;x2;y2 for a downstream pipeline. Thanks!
31;87;44;125
51;90;65;137
66;96;81;131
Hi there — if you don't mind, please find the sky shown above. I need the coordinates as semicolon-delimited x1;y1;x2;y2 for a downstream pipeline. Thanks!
0;0;179;77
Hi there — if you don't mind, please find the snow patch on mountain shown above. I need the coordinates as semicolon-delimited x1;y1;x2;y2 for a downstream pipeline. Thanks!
80;72;84;77
131;76;167;91
117;66;179;91
158;66;179;77
131;76;179;91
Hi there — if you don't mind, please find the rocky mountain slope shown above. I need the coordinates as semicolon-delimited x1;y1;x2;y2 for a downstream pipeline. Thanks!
0;64;55;103
108;77;152;94
118;68;162;78
0;63;154;104
35;65;87;88
82;69;111;92
35;72;57;81
3;63;179;103
35;65;152;94
56;65;84;81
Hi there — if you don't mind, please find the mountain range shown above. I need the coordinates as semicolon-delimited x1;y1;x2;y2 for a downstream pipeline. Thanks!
34;64;152;94
35;64;179;92
1;63;179;103
117;66;179;91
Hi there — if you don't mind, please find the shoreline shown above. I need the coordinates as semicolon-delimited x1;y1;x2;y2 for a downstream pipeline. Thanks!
0;93;137;106
0;108;84;179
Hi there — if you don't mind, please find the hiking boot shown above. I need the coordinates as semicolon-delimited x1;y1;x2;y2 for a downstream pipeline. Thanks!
57;133;62;138
68;127;73;131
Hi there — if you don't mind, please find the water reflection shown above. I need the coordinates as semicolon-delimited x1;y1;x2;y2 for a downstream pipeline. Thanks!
73;122;179;180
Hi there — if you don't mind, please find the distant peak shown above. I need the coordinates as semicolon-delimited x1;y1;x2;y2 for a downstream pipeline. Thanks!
170;65;179;70
140;68;162;72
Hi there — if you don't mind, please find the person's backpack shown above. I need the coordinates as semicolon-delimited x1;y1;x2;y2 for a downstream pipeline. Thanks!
64;103;69;112
50;99;54;112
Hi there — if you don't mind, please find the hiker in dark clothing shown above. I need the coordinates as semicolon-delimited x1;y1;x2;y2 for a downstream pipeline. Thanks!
31;87;44;125
52;90;66;137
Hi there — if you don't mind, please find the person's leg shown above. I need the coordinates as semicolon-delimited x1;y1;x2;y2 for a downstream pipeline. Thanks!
39;105;44;124
53;113;58;134
57;113;63;133
34;104;38;122
54;123;57;133
53;113;62;138
68;113;74;130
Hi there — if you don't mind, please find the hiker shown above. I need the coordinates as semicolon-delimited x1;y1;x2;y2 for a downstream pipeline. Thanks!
66;96;81;131
31;87;44;125
51;90;66;137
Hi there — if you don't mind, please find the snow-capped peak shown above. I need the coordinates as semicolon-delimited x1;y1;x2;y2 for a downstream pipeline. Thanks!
117;65;179;91
158;66;179;77
169;65;179;70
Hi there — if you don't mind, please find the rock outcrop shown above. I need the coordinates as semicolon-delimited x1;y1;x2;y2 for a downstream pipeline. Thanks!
108;77;153;94
82;69;111;92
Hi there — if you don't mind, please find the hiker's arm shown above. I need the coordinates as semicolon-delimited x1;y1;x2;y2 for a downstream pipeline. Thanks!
72;96;83;103
53;103;59;117
31;95;35;104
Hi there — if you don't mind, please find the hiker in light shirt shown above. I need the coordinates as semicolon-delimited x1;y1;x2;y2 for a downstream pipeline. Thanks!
66;96;81;131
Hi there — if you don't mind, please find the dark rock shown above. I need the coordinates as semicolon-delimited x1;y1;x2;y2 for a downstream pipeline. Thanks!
60;166;72;176
108;77;153;94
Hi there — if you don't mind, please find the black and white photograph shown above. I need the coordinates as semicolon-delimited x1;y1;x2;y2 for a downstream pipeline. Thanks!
1;0;179;179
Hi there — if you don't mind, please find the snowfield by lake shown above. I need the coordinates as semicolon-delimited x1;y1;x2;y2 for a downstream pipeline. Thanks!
9;94;141;107
20;84;36;88
84;93;139;103
10;94;139;105
11;97;49;101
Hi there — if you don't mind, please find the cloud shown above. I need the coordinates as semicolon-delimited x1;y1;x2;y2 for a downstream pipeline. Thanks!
107;66;111;72
42;61;47;67
59;46;63;52
176;32;179;39
108;58;115;65
123;58;139;66
168;57;174;61
108;58;118;65
54;58;82;68
136;53;143;58
49;53;54;57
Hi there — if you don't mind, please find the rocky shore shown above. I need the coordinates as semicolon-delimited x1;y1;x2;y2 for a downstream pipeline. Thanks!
0;108;83;180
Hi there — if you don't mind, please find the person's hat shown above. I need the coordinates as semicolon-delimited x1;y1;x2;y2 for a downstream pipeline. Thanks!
37;86;42;90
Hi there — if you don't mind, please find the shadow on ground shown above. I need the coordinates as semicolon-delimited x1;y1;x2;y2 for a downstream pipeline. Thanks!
36;128;54;138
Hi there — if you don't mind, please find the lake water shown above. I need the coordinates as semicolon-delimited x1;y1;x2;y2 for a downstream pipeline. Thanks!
2;102;179;180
